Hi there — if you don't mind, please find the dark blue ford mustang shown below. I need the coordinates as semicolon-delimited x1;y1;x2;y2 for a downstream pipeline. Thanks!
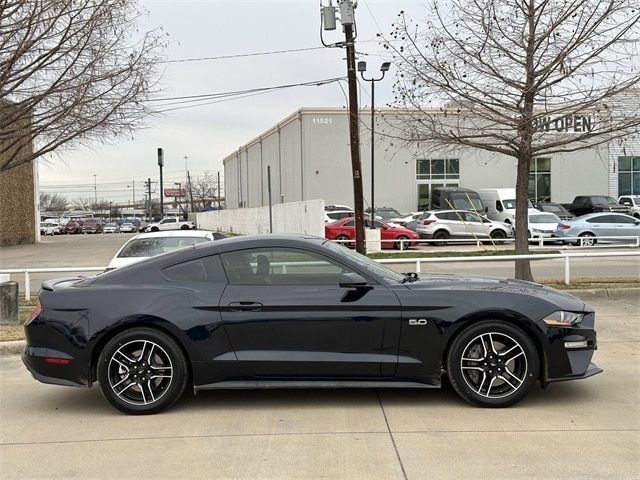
23;235;601;414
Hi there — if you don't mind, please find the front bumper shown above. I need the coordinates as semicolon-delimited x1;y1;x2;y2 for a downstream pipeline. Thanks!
546;362;603;383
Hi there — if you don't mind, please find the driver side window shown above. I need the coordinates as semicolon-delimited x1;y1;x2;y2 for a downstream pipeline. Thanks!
220;248;352;286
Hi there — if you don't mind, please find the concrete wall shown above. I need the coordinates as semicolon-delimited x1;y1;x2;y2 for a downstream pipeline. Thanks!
195;199;325;237
223;107;620;213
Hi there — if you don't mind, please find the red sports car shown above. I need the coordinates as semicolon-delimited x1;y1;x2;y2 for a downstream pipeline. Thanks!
324;217;419;249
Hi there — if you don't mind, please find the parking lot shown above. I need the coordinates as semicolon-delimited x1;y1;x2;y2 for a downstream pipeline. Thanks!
0;292;638;479
1;234;639;294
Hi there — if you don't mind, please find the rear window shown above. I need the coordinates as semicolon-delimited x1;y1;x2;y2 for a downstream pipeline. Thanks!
118;236;211;258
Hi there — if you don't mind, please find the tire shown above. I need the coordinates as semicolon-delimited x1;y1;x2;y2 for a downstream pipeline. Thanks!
97;328;188;415
394;235;409;250
634;213;640;219
446;321;539;408
336;234;351;248
577;232;596;247
180;225;189;230
433;230;449;246
489;230;506;244
150;226;159;232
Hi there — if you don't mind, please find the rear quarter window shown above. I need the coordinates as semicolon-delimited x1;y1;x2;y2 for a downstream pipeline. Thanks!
162;255;227;283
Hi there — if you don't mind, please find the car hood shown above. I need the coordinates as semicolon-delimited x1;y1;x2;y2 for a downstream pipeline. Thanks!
405;274;587;311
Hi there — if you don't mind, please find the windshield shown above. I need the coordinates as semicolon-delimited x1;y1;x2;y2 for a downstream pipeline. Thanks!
592;196;619;206
541;204;563;213
530;213;560;224
503;199;534;210
322;241;405;284
450;194;484;212
118;236;210;258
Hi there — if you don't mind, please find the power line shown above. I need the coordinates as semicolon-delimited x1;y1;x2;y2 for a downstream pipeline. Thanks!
159;46;327;64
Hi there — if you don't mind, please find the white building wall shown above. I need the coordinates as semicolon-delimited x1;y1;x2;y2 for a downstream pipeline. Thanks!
224;108;618;213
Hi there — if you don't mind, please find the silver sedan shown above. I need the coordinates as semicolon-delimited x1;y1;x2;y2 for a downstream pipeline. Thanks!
553;213;640;246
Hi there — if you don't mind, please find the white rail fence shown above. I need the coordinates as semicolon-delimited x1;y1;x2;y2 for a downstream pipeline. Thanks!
2;250;639;301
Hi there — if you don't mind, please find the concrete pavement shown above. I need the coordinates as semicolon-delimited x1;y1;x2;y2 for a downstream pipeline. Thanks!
0;294;638;479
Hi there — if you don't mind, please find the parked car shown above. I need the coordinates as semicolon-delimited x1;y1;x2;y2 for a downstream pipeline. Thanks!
325;204;353;211
324;217;419;249
106;230;217;270
39;222;56;236
367;207;403;222
553;213;640;246
42;219;63;234
528;212;561;241
324;209;354;223
389;212;424;231
142;217;195;232
478;188;539;224
81;218;103;234
567;195;629;217
64;221;83;234
415;210;513;245
533;202;574;221
103;223;121;234
430;187;484;212
119;222;138;233
23;234;601;414
618;195;640;219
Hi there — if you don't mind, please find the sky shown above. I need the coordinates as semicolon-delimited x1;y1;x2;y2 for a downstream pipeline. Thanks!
39;0;425;204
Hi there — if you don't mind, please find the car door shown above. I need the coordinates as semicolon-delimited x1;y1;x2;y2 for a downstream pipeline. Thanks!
218;247;402;378
463;212;489;238
613;215;640;242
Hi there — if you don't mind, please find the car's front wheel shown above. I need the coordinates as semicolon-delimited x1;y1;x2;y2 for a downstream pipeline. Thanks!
489;229;506;244
446;321;539;408
150;226;159;232
97;328;188;415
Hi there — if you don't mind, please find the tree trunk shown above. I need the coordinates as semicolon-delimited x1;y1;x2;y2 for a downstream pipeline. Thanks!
515;155;533;281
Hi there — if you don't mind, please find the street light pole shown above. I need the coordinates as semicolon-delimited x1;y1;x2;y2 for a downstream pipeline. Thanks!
358;61;391;229
157;148;164;219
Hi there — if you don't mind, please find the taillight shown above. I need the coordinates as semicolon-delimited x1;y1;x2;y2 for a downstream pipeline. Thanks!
422;219;436;225
558;223;571;230
27;301;42;323
44;357;71;365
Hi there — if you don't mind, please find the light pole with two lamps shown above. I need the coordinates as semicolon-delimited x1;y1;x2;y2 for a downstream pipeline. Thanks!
357;61;391;228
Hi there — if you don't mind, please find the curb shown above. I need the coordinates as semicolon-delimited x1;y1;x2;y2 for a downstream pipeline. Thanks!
0;288;637;357
0;340;25;356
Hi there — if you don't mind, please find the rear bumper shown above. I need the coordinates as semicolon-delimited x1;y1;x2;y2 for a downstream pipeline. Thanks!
22;346;89;387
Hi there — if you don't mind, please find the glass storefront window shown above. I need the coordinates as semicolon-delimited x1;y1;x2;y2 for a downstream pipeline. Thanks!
618;156;640;195
416;159;460;180
528;157;551;202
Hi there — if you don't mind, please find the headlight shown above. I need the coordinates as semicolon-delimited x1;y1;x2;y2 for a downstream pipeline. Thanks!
543;311;584;327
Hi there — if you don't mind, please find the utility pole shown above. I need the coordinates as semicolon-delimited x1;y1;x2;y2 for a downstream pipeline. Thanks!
321;0;366;253
146;177;152;220
93;174;97;205
157;148;164;219
217;171;221;209
187;170;195;213
132;179;135;206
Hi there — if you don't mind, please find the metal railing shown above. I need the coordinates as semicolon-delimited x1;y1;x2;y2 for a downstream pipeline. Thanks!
1;249;639;300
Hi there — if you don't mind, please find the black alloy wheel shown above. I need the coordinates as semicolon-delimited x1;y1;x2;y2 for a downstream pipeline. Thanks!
97;328;188;415
446;321;539;408
433;230;449;246
394;235;409;250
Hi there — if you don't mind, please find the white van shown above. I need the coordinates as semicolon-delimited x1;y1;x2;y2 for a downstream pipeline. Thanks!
478;188;539;224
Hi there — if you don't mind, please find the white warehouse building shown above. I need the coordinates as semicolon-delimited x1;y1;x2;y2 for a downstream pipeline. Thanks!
223;107;639;213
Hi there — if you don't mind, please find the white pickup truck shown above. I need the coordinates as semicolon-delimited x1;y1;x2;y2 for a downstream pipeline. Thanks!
143;217;195;232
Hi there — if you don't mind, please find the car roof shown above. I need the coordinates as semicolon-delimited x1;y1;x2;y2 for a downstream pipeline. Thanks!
576;212;632;220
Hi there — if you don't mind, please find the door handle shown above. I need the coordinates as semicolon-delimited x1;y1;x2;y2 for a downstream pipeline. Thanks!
228;301;263;312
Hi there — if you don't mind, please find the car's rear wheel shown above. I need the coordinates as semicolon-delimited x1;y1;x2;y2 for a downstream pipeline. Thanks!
97;328;188;415
150;226;159;232
394;235;409;250
577;232;596;247
336;234;351;248
180;225;189;230
446;321;539;408
433;230;449;246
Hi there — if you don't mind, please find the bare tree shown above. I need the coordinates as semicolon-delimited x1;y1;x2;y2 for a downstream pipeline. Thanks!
0;0;167;171
192;171;218;209
384;0;640;280
39;192;67;213
71;197;94;210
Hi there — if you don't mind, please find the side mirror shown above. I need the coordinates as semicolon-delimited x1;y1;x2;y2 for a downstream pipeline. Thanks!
484;206;489;213
339;272;368;289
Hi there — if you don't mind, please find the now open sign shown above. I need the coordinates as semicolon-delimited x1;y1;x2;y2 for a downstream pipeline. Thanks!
532;114;594;133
